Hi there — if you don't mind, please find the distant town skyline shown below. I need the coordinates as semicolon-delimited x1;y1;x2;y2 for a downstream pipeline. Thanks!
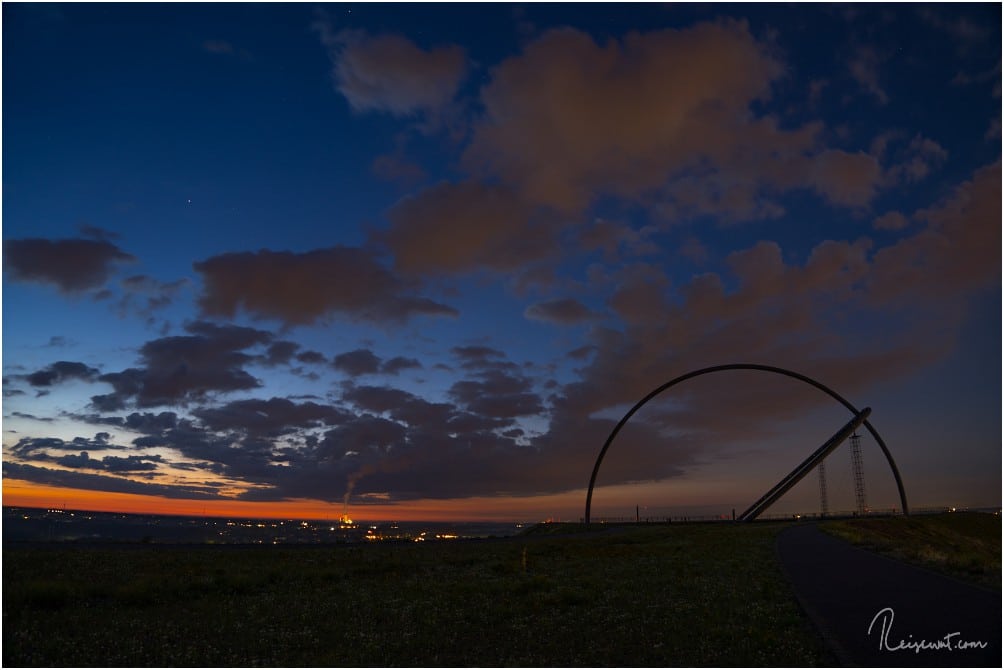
3;3;1000;521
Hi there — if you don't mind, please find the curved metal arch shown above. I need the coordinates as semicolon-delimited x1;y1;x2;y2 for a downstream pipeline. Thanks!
584;363;909;524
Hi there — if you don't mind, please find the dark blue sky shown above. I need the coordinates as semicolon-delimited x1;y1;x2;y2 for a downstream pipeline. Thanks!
3;3;1000;520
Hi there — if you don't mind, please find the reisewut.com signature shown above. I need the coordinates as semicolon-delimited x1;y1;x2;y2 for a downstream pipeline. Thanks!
868;607;990;653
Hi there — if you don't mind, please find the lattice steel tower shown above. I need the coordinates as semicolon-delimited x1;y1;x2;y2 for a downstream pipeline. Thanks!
817;460;829;517
849;432;867;514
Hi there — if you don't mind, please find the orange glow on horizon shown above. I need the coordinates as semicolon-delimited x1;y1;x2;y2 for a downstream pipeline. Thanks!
2;479;586;522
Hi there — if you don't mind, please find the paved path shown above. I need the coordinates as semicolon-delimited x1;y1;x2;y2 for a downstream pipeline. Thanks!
776;523;1000;667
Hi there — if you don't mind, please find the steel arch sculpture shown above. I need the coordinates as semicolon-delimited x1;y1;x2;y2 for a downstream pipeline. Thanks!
583;363;909;524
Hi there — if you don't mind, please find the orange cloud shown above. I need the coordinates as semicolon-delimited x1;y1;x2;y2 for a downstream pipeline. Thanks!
870;161;1001;304
807;149;883;208
464;21;792;213
382;181;551;276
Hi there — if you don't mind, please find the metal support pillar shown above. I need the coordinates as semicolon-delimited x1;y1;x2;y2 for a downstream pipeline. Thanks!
738;408;870;522
818;460;829;517
850;432;867;514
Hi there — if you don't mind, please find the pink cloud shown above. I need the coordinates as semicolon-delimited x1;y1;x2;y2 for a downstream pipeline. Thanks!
370;21;911;281
808;149;883;208
870;161;1001;304
381;181;553;276
872;211;910;231
320;28;467;120
464;21;795;213
549;161;997;448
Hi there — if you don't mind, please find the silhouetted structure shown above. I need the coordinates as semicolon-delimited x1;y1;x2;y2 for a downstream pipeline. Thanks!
849;432;867;514
583;363;909;525
738;408;870;521
818;461;829;517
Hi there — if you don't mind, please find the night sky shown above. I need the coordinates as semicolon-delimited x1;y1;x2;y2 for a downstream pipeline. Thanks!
3;3;1000;521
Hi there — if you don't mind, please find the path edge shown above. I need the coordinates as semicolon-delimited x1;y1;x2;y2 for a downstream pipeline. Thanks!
774;523;857;667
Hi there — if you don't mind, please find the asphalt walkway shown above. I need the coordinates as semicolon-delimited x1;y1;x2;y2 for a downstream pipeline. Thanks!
776;523;1000;667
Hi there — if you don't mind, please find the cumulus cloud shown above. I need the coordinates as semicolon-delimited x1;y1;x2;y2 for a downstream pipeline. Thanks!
11;433;122;458
524;298;598;325
332;349;382;377
8;435;166;476
342;385;453;430
315;20;467;122
887;136;949;184
607;263;672;326
54;451;162;472
192;397;349;437
451;345;509;370
462;21;806;213
194;246;458;326
20;361;100;387
376;20;893;279
26;269;951;506
296;350;327;365
91;321;273;409
219;378;546;501
344;384;429;417
76;410;180;435
869;161;1001;304
381;356;422;375
449;368;544;418
808;149;883;208
259;340;300;367
4;237;135;293
873;211;910;231
106;351;561;502
539;162;1000;467
381;181;551;276
577;219;659;260
100;454;164;472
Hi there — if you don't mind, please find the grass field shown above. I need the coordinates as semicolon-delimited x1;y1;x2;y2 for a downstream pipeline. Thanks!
821;511;1001;590
4;522;830;667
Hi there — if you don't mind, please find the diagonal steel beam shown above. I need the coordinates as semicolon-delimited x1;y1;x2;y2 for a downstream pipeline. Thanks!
738;408;871;522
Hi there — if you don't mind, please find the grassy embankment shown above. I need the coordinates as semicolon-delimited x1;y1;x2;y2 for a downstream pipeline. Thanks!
821;511;1001;590
4;522;830;667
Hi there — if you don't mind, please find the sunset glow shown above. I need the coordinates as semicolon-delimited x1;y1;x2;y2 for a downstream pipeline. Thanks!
2;478;590;522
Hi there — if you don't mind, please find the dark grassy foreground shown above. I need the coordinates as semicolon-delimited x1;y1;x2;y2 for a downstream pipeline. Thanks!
821;511;1001;590
4;522;830;667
